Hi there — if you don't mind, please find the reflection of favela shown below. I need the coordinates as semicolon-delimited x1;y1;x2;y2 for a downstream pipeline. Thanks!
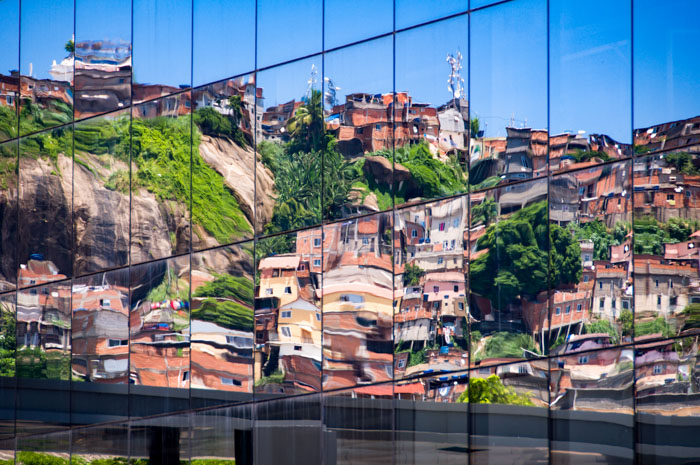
1;39;700;410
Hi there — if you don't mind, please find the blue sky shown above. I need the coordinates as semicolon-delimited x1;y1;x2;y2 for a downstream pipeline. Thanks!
4;0;699;138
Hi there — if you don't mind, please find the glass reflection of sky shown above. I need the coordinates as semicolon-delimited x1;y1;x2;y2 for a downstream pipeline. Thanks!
5;0;699;135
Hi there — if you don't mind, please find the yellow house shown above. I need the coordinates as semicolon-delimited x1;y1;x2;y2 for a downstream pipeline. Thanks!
258;255;300;307
317;283;394;318
276;298;322;346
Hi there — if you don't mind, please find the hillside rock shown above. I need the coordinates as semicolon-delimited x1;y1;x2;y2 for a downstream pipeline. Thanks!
198;135;275;232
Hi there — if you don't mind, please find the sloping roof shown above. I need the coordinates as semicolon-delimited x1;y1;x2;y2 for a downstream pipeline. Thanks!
258;255;300;270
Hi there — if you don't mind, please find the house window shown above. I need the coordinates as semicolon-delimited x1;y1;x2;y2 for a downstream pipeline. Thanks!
375;124;381;130
340;294;364;304
670;296;678;306
565;305;571;314
313;259;321;267
411;229;418;238
265;288;273;295
518;365;528;374
314;238;321;247
555;307;561;315
108;339;127;347
362;237;369;245
583;275;589;282
669;280;673;289
655;279;659;287
281;311;292;318
439;222;445;231
221;377;242;386
578;355;589;365
576;304;582;312
280;327;291;338
653;365;663;375
433;286;439;293
458;302;464;310
437;257;444;265
101;299;111;308
315;313;321;321
599;299;604;308
612;300;616;309
182;371;190;381
397;359;407;369
599;282;603;290
284;286;292;294
657;295;662;306
622;300;630;310
667;194;674;200
453;285;459;292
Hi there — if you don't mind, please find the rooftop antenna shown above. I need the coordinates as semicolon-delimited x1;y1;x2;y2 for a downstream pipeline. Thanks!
324;76;340;108
305;64;318;102
446;50;464;108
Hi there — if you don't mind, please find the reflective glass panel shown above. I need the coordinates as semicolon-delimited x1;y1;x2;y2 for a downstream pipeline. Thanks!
130;93;191;265
255;57;322;235
394;197;469;381
0;0;19;142
75;0;132;119
469;0;547;190
633;0;700;155
635;336;700;464
18;126;73;287
257;0;322;68
16;431;69;465
73;109;131;275
71;269;130;426
129;256;190;417
130;413;190;464
191;77;256;250
324;0;393;50
549;0;632;175
0;292;16;440
190;242;254;407
469;360;549;464
322;212;394;390
396;0;467;30
324;384;395;464
632;152;699;339
395;371;469;464
193;0;255;87
191;404;253;464
395;16;469;210
323;37;393;222
254;394;322;465
548;161;633;354
255;232;321;397
71;422;130;464
469;178;548;363
132;0;191;103
16;280;72;435
0;140;18;291
551;347;634;464
19;0;74;136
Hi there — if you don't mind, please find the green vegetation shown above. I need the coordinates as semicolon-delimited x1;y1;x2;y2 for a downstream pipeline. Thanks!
20;99;73;134
254;371;285;387
478;332;538;359
6;454;235;465
403;263;425;287
0;300;15;377
192;299;253;332
470;201;581;309
145;267;190;303
570;150;611;163
194;274;253;302
569;219;630;260
663;152;699;175
471;196;498;227
634;216;699;255
391;141;467;199
682;303;700;331
457;374;534;406
15;348;70;380
0;105;18;141
193;95;248;147
584;319;620;344
635;316;673;339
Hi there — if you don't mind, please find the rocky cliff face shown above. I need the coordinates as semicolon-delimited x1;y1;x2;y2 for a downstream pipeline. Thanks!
0;135;275;285
198;135;275;236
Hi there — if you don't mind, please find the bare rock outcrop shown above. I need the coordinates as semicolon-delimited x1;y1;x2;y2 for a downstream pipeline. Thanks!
198;135;275;231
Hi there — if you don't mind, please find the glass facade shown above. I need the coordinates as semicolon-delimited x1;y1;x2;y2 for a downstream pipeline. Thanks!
0;0;699;464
